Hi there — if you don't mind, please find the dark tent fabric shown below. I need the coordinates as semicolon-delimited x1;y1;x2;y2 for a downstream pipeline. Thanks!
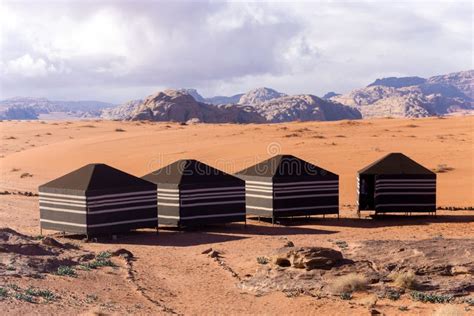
39;164;158;235
142;159;246;227
357;153;436;214
236;155;339;221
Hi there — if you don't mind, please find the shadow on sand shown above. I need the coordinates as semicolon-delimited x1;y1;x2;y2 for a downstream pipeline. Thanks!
98;222;338;247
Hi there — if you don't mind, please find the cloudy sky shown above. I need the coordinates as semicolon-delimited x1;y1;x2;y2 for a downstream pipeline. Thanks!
0;0;472;103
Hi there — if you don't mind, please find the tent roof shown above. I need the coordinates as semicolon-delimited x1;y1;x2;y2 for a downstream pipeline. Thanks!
235;154;337;178
142;159;242;185
40;163;154;191
358;153;434;175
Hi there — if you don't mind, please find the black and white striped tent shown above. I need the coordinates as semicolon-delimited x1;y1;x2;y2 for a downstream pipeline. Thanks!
236;155;339;222
142;159;246;227
357;153;436;215
39;164;158;235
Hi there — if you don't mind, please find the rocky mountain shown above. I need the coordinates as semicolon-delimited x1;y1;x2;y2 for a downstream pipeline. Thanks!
322;92;341;99
427;70;473;99
126;90;265;123
0;97;113;120
238;87;287;106
367;76;426;88
252;94;362;122
206;94;244;105
101;99;143;120
331;70;473;118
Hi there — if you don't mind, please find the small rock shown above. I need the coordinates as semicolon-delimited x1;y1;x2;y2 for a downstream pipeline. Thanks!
208;250;220;258
370;309;381;315
284;240;295;247
41;237;64;248
113;248;134;259
201;248;213;255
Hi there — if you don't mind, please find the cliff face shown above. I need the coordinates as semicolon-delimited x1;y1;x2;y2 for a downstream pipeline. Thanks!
331;70;473;118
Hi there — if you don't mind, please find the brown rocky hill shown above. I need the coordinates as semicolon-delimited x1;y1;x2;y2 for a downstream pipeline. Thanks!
252;94;362;122
126;89;265;123
238;87;287;106
331;70;473;118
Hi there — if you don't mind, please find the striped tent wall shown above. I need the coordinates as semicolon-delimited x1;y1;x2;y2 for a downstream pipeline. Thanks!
157;183;246;226
273;178;339;216
39;189;158;234
374;175;436;213
245;180;274;216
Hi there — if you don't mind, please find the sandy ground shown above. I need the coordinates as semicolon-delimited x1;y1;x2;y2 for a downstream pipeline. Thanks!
0;116;473;315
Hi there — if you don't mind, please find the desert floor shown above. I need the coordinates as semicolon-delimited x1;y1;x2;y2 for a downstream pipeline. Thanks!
0;116;473;315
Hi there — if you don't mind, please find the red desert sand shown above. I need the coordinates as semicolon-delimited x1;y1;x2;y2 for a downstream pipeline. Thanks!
0;116;473;315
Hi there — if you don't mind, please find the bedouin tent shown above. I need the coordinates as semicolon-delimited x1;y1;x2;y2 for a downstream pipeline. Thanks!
235;155;339;223
39;164;158;236
357;153;436;215
142;159;246;227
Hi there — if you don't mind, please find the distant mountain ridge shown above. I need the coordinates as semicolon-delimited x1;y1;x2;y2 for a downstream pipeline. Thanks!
331;70;473;118
0;97;114;120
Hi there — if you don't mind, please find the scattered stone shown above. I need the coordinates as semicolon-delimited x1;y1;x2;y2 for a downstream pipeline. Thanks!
273;247;343;270
283;240;295;247
201;248;213;255
370;309;381;315
208;250;221;259
113;248;134;260
41;237;64;248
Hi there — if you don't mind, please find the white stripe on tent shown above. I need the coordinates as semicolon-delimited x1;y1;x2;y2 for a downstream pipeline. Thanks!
180;186;244;194
246;205;273;211
181;200;245;207
375;192;435;197
275;193;339;199
246;194;273;199
245;181;273;186
181;194;245;202
39;192;86;200
375;179;435;183
275;205;339;212
40;217;158;228
158;213;245;220
246;188;273;193
157;188;179;193
39;197;87;205
157;195;180;201
159;202;180;207
88;198;157;208
88;195;157;205
40;199;86;207
274;187;338;194
180;190;245;198
41;204;156;215
273;185;338;191
274;180;338;186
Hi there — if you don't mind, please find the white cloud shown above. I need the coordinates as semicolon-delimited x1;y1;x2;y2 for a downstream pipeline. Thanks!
0;0;471;102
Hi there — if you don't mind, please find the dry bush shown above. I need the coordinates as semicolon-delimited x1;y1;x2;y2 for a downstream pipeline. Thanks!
433;164;454;173
115;128;126;132
284;133;300;138
313;135;325;139
335;135;346;138
6;136;16;140
433;305;464;316
389;271;417;289
20;172;33;179
81;124;96;128
329;273;368;294
406;124;419;128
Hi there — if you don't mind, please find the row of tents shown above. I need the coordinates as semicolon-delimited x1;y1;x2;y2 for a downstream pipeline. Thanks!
38;153;437;236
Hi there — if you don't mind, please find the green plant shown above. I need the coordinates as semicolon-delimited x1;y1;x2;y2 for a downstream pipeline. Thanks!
398;306;409;312
334;240;348;249
56;265;77;277
256;257;269;265
340;292;352;300
387;290;401;301
14;293;34;303
96;251;112;260
7;284;21;291
0;287;8;299
25;287;56;301
410;291;453;303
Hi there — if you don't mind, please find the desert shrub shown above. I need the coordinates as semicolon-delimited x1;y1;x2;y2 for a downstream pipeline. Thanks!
11;168;20;172
330;273;368;294
256;257;269;265
0;287;8;299
79;251;115;270
14;292;34;303
56;265;77;277
45;132;52;135
20;172;33;178
334;240;348;249
115;128;126;132
406;124;419;128
433;164;454;173
96;251;112;260
81;124;96;128
433;305;464;316
313;135;325;139
284;133;300;138
340;292;352;300
335;135;346;138
464;297;474;306
410;291;453;303
386;290;401;300
398;306;409;311
6;136;16;140
25;287;56;301
389;271;417;289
